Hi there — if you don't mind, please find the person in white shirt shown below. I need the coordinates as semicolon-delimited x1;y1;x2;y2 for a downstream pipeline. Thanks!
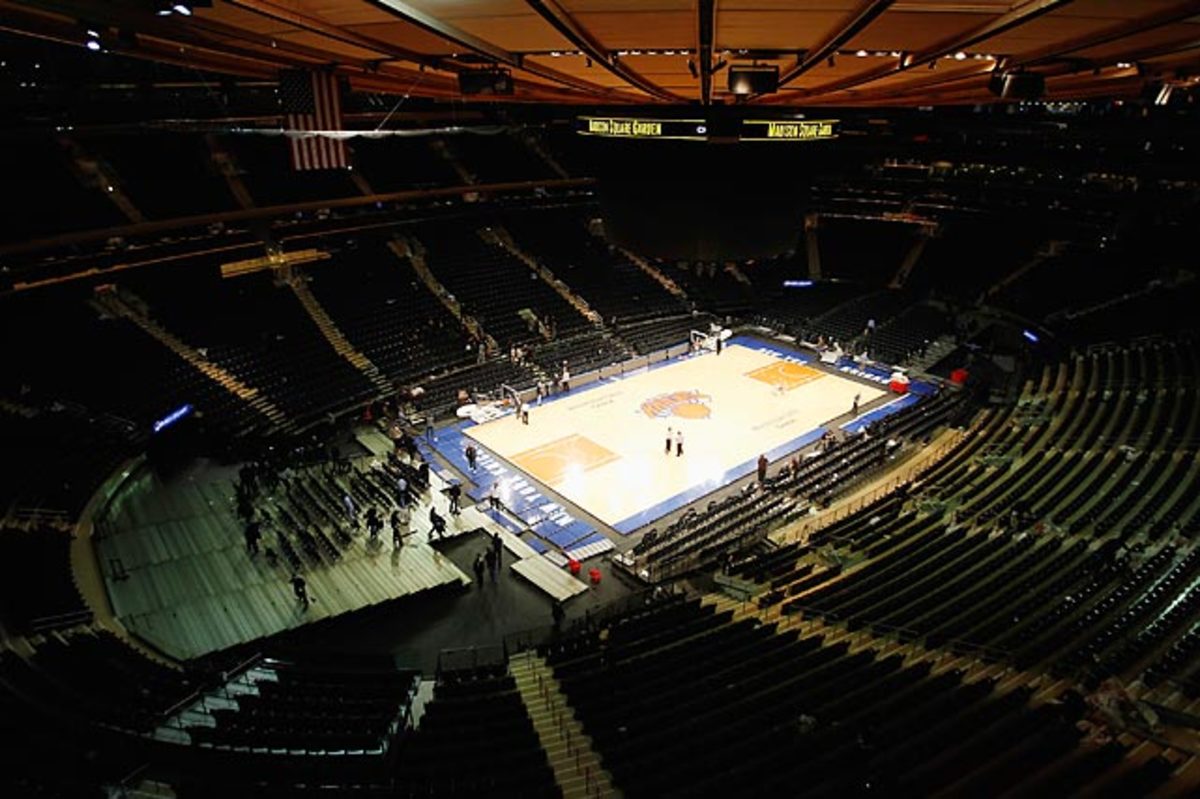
675;429;684;457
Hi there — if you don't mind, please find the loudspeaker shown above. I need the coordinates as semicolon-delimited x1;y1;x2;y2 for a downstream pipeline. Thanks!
458;69;513;95
728;65;778;95
987;71;1044;100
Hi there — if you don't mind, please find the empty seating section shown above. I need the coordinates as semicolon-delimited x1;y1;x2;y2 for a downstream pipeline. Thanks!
867;302;953;366
0;526;91;632
767;341;1200;689
804;289;913;347
754;280;866;335
223;134;360;206
617;315;710;355
418;224;587;346
0;406;134;517
2;631;193;731
540;595;1113;797
1;289;255;435
2;135;126;242
635;390;963;580
417;357;536;417
818;217;915;284
188;660;417;753
504;211;684;323
992;230;1179;322
445;133;559;184
528;330;627;378
907;214;1048;299
659;260;755;314
304;240;474;383
120;268;375;420
350;137;461;192
394;669;558;797
84;133;237;218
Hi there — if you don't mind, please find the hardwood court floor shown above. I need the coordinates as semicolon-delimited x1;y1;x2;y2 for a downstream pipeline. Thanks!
465;344;883;531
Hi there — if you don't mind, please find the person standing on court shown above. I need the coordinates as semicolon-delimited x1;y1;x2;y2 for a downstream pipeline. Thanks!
447;482;462;515
521;401;530;425
851;392;861;416
676;428;684;457
757;454;769;485
560;362;571;393
665;426;673;455
465;443;477;472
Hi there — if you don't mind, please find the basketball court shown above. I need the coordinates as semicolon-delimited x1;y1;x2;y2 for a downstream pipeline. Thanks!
464;340;884;533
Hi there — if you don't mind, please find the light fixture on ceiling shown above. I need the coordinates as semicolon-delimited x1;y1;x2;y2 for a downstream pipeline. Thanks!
82;22;102;52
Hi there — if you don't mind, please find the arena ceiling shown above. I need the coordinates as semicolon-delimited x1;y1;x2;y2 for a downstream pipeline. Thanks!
3;0;1200;106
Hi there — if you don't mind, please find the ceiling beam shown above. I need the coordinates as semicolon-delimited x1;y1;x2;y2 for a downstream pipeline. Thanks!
776;0;896;90
525;0;683;101
1015;0;1200;68
363;0;641;101
227;0;446;68
696;0;715;104
799;0;1073;99
366;0;515;65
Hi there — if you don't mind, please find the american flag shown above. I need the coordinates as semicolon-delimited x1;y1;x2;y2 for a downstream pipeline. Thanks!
280;69;348;170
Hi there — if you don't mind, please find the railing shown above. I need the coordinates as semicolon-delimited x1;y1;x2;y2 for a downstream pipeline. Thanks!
517;651;608;799
435;644;505;678
504;582;693;658
28;608;94;633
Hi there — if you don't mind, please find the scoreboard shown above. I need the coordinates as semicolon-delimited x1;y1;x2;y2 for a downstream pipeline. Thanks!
576;115;837;143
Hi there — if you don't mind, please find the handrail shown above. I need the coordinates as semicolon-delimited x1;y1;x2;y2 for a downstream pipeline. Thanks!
0;177;598;259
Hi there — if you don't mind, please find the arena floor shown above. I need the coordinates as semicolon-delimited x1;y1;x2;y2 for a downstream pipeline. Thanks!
464;341;884;533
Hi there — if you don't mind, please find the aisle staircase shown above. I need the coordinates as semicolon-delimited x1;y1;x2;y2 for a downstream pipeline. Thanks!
588;222;687;302
59;135;145;223
92;288;286;429
517;130;571;179
389;236;497;354
983;239;1068;301
287;276;392;394
890;224;935;288
510;651;621;799
430;139;476;185
480;226;601;324
206;134;256;210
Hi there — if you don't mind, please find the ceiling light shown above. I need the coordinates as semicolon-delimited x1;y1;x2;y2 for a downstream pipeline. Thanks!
173;3;193;15
856;49;868;57
1117;62;1132;69
954;51;967;60
85;39;102;51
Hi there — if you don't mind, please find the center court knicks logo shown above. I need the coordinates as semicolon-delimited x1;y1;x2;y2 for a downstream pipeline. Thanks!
640;390;712;420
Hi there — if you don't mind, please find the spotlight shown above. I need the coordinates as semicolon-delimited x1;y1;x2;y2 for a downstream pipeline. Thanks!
173;3;193;15
85;38;102;51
